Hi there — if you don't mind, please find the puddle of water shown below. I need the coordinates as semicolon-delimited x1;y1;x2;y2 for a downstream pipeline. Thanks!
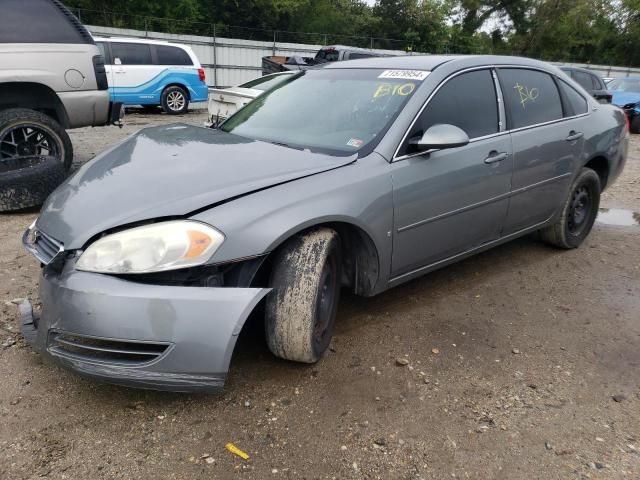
596;208;640;227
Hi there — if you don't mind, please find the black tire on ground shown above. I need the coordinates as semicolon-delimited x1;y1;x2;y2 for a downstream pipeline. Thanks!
539;168;601;249
0;108;73;171
630;116;640;134
265;228;342;363
0;156;68;212
161;86;189;115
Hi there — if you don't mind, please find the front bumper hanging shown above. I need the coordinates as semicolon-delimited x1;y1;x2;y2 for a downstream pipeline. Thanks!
20;267;269;393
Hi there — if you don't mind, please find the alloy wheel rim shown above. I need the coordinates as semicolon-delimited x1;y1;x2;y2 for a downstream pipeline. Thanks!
0;124;59;161
167;91;186;111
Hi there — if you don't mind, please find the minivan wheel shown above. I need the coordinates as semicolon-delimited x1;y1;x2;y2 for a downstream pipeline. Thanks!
161;86;189;114
265;228;342;363
0;108;72;171
539;168;601;249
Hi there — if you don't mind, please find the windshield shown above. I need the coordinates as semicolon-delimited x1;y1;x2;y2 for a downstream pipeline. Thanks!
221;68;426;155
608;78;640;93
240;73;294;91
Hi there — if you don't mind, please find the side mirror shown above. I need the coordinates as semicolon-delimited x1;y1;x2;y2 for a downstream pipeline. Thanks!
114;57;122;65
410;124;470;152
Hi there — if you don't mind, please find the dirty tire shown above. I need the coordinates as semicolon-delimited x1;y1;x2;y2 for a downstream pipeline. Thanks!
0;156;67;211
161;86;189;115
0;108;73;170
266;228;342;363
539;168;601;249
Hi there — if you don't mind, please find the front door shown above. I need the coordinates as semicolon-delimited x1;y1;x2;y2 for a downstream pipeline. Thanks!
391;69;513;278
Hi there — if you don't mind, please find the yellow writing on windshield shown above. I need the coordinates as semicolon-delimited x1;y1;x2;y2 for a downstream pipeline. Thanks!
373;82;416;99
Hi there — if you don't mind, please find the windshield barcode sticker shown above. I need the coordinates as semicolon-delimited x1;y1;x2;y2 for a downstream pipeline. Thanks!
378;70;430;81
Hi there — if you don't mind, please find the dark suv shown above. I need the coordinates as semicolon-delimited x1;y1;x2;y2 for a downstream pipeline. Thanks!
560;66;612;103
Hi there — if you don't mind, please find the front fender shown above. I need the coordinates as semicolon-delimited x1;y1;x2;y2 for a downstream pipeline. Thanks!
191;153;394;290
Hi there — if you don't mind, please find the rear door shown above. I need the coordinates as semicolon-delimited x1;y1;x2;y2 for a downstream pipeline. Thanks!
498;68;586;234
391;69;513;278
109;42;159;105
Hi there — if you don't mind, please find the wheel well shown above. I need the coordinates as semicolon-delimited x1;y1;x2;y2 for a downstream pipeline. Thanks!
584;156;609;190
0;82;69;127
252;222;381;297
163;83;190;101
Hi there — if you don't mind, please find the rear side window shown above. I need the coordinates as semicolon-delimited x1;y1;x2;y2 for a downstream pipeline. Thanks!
348;53;375;60
1;0;92;44
572;70;594;90
96;42;111;65
315;49;340;62
111;43;153;65
156;45;193;66
405;69;498;149
558;80;588;116
591;74;603;90
499;69;563;129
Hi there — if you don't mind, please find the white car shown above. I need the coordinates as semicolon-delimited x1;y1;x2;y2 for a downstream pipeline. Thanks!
207;72;295;125
94;37;209;114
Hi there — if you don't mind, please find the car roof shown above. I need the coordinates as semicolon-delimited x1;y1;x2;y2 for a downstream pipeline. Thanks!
320;54;558;72
560;66;603;77
93;36;190;48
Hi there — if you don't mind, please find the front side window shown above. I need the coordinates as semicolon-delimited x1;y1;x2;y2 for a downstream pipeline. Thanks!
156;45;192;66
499;69;563;129
222;69;424;155
111;43;153;65
399;69;499;156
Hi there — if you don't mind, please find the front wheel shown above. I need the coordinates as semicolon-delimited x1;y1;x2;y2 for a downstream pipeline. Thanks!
265;228;342;363
161;86;189;115
539;168;601;249
0;108;72;170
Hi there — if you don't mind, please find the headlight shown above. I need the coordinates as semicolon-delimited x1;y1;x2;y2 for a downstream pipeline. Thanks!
76;220;224;274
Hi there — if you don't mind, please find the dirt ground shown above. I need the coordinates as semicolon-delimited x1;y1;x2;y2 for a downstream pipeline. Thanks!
1;108;639;480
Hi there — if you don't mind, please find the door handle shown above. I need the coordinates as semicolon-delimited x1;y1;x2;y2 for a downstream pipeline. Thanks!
484;151;509;164
566;131;583;142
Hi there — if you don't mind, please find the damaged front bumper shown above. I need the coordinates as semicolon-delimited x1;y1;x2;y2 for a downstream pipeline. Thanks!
20;264;269;393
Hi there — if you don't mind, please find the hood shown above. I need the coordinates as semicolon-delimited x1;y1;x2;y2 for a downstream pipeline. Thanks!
611;90;640;108
38;124;355;249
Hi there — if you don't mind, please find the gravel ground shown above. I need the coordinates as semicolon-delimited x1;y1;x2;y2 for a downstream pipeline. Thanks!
1;109;639;479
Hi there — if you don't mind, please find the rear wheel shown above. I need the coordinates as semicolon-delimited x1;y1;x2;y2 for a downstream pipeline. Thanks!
161;86;189;115
539;168;601;249
265;228;342;363
631;116;640;134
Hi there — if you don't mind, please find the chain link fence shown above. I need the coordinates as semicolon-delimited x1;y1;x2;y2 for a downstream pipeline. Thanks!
72;8;410;52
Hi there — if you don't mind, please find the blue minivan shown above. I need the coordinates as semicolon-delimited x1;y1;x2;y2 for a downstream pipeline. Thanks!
94;37;208;114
